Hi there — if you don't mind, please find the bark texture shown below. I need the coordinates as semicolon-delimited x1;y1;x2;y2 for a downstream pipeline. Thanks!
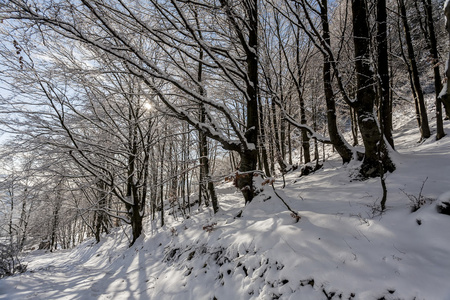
377;0;394;148
399;0;431;140
320;0;353;163
352;0;395;177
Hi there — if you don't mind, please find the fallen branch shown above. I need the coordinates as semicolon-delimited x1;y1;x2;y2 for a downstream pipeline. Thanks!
271;183;301;222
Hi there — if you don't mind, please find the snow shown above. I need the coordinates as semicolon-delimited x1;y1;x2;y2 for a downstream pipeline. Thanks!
446;0;450;19
2;119;450;299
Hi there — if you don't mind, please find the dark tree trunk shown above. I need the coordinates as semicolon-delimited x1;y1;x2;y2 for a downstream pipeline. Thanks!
50;197;61;251
129;201;143;246
320;0;353;163
399;0;431;140
159;134;165;227
94;180;110;243
125;107;144;246
258;97;271;177
199;117;219;212
377;0;394;148
298;75;310;164
218;0;259;204
395;12;422;129
268;106;275;174
236;0;259;204
195;11;219;212
352;0;395;177
350;106;359;146
125;171;143;247
195;13;219;211
151;149;158;219
199;105;219;212
280;109;287;162
287;121;292;165
8;189;14;247
272;30;289;173
237;149;258;204
422;0;446;140
271;97;288;173
294;25;311;164
439;0;450;122
198;109;219;211
198;121;205;208
18;196;30;250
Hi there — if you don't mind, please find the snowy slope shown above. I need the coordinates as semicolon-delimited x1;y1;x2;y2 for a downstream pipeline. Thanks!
1;117;450;300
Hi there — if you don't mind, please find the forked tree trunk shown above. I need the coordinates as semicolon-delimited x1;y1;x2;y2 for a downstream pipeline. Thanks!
320;0;353;163
352;0;395;177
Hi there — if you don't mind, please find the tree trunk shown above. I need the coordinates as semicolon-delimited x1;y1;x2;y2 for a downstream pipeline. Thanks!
94;180;110;243
287;122;292;165
199;116;219;212
268;107;275;174
151;149;158;219
196;17;206;209
8;188;14;247
294;26;310;164
125;107;144;246
18;193;31;250
50;197;62;251
350;106;359;146
377;0;394;148
271;98;288;173
236;149;258;204
422;0;446;140
258;97;271;177
159;132;166;227
181;128;188;216
399;0;431;140
439;0;450;123
235;0;259;204
352;0;395;177
129;202;143;246
195;19;219;212
320;0;353;163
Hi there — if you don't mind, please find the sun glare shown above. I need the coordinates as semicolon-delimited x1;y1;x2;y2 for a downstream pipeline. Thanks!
144;102;153;110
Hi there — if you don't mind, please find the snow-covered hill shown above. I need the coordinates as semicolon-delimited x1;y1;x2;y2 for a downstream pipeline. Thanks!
1;117;450;300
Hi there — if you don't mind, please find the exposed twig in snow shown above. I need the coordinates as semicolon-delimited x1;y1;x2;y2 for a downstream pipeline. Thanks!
270;183;300;222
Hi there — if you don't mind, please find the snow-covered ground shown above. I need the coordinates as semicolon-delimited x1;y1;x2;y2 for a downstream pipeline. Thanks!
1;116;450;300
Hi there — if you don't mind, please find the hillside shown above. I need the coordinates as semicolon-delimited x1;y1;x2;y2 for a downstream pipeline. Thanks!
1;117;450;300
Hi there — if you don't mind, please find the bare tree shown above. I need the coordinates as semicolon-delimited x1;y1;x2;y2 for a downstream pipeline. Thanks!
439;0;450;123
377;0;394;148
2;0;266;205
398;0;431;140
